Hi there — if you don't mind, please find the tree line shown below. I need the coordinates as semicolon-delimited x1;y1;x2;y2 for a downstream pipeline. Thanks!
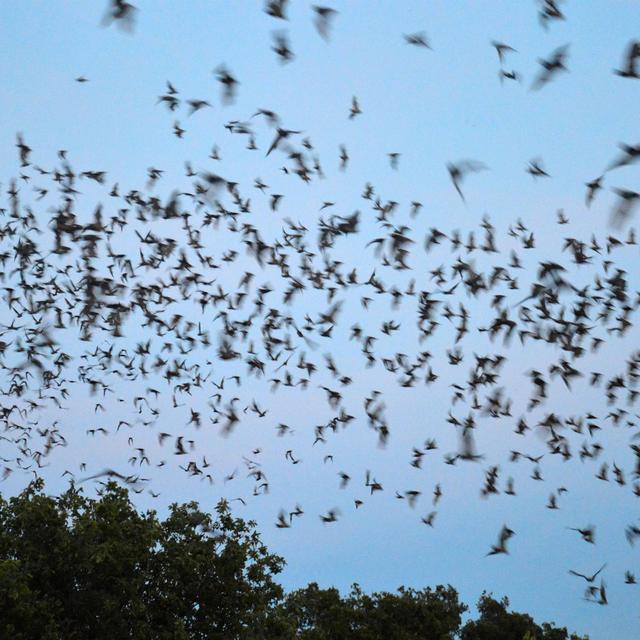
0;480;588;639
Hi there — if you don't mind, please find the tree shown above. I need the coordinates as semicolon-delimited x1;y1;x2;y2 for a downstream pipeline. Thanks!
0;479;284;639
272;582;356;639
272;582;466;639
352;584;466;640
0;482;591;639
460;593;589;640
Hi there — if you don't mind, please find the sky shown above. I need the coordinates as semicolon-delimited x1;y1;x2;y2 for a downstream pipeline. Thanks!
1;2;640;638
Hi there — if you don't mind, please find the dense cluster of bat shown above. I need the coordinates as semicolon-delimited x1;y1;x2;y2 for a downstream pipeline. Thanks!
1;0;640;608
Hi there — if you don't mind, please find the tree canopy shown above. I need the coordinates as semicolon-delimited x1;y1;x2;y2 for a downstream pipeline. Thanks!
0;481;589;639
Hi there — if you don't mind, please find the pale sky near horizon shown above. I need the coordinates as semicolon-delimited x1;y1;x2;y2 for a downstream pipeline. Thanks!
1;2;640;638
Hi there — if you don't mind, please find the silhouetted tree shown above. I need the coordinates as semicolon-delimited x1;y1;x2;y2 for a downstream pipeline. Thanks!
267;582;466;639
460;593;589;640
0;480;284;639
0;483;590;639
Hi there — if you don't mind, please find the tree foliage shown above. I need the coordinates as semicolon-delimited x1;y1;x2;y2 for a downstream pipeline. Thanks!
0;480;284;639
272;582;466;639
459;593;587;640
0;482;589;639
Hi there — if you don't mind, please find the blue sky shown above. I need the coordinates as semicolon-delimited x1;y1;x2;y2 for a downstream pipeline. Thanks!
2;2;640;638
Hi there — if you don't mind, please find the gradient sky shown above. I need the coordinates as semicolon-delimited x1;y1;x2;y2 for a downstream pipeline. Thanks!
1;2;640;638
